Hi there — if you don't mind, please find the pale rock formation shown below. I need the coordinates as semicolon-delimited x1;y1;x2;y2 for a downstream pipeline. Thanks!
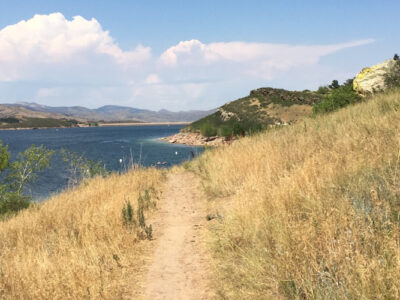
218;108;239;121
353;59;395;96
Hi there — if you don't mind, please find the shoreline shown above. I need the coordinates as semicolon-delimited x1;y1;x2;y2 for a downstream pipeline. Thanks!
0;122;191;131
160;131;232;146
0;126;78;131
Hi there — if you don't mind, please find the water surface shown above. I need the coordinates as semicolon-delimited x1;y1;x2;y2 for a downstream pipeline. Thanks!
0;125;202;200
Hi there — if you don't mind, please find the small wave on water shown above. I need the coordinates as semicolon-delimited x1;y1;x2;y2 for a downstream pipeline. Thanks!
0;125;203;200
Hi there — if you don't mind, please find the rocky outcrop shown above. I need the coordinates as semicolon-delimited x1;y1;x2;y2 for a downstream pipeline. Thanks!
218;108;239;121
160;132;231;146
353;59;396;96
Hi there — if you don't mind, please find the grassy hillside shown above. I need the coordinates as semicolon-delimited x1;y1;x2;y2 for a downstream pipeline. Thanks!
186;87;323;136
190;89;400;298
0;168;164;299
2;89;400;299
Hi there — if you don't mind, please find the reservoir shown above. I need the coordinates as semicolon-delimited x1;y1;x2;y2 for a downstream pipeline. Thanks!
0;125;203;200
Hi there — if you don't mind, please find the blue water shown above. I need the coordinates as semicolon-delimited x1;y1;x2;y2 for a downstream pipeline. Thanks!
0;125;203;200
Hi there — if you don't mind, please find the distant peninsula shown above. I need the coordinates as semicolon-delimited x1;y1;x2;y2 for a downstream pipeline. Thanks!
0;102;214;129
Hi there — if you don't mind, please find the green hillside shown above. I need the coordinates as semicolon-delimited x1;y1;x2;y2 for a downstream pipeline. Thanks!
186;87;324;137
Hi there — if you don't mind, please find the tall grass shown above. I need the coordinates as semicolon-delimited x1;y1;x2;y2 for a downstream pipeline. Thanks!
0;167;164;299
193;90;400;299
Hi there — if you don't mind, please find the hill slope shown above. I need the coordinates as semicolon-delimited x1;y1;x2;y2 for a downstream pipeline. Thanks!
190;89;400;299
186;87;323;134
0;168;164;298
0;104;82;128
1;90;400;298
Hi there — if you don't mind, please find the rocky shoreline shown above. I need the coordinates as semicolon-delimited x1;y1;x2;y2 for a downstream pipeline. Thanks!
160;132;232;146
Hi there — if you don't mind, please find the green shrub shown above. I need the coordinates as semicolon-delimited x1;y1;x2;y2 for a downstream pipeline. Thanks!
61;149;108;187
136;192;152;240
0;193;30;216
122;191;154;240
219;125;233;138
385;59;400;89
0;143;54;216
200;123;217;137
0;143;10;171
232;122;245;136
122;200;135;226
317;86;330;94
246;122;263;135
313;85;361;114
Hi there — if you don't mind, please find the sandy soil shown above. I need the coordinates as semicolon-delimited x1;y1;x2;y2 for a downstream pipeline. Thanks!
144;171;213;300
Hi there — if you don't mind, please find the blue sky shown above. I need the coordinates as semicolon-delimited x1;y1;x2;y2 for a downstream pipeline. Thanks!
0;0;399;110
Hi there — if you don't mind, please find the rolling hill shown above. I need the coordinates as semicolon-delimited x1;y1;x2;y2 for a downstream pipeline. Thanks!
0;104;82;129
185;87;324;135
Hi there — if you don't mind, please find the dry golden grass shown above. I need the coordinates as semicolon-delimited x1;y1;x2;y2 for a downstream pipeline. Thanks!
0;167;165;299
193;90;400;299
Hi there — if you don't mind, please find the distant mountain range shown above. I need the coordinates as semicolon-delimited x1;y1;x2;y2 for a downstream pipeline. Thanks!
1;102;216;123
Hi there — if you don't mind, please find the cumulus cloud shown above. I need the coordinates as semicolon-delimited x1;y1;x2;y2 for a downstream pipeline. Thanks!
0;13;151;81
0;13;375;110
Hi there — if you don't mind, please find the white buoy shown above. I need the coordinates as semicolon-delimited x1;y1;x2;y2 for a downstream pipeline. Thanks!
119;158;123;163
175;151;178;155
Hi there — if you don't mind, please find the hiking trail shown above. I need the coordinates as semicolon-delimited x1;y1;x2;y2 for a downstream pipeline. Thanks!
144;171;212;299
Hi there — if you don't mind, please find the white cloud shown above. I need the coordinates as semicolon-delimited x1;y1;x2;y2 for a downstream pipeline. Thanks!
0;13;375;110
0;13;151;81
144;73;161;84
159;39;215;66
159;39;375;80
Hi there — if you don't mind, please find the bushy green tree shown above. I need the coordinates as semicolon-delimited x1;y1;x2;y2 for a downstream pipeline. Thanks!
0;143;54;216
329;80;340;89
7;145;54;194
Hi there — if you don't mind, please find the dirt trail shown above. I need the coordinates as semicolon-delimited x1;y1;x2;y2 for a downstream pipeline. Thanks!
144;171;212;300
